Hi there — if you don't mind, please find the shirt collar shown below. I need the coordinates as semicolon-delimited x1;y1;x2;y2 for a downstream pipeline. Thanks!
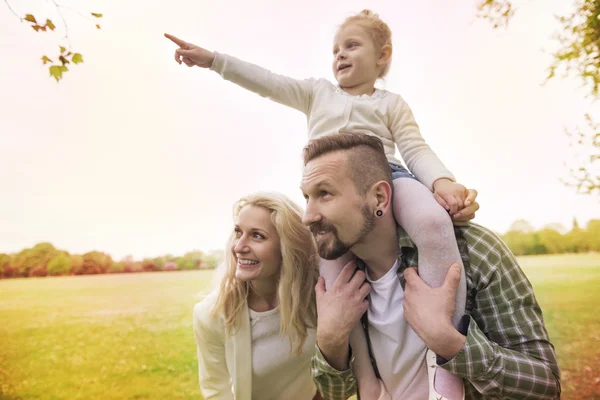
397;225;415;250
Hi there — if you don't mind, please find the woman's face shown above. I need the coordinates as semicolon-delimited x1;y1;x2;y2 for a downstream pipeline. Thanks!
231;205;282;285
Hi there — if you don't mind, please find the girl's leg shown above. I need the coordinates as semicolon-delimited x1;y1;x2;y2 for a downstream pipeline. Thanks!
392;177;467;400
320;253;389;400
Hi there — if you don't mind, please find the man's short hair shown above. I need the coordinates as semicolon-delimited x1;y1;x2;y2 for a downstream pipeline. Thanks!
302;133;393;195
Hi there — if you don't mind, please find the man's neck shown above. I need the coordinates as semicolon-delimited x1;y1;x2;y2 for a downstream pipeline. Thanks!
351;218;398;281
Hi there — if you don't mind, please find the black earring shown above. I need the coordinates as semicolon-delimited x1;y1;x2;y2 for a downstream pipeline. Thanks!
376;209;383;217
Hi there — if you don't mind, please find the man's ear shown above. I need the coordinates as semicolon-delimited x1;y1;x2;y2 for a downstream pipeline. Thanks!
371;180;393;213
377;45;392;67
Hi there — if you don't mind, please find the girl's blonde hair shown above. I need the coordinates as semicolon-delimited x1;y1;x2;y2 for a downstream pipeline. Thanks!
211;192;319;355
341;9;393;78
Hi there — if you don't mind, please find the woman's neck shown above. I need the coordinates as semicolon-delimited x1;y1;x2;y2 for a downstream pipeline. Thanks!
247;279;279;312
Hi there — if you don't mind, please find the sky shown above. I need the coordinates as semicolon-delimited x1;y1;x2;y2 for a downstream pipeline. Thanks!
1;0;598;260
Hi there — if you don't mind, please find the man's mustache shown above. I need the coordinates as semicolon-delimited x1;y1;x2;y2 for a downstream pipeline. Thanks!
310;219;337;236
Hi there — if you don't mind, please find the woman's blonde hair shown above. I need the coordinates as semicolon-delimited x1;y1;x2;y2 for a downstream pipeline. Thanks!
341;9;393;78
211;192;319;354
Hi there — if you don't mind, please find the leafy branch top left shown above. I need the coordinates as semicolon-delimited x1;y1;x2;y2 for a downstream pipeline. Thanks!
4;0;102;82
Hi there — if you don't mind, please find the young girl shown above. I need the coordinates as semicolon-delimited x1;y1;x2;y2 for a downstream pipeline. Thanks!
166;10;472;400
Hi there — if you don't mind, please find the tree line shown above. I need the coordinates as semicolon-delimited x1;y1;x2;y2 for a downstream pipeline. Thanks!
1;219;598;279
501;218;600;256
0;243;223;279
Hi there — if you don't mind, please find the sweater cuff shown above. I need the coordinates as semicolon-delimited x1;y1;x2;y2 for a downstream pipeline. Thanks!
209;51;225;73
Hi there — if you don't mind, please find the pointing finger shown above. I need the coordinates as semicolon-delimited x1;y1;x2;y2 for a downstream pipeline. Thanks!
164;33;188;47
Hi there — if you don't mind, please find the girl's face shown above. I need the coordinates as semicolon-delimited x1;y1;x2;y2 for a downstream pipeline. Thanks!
231;205;282;286
332;23;381;89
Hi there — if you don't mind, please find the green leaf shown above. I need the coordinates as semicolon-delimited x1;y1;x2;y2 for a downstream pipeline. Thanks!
31;25;41;32
49;65;67;82
46;19;56;31
60;46;66;54
24;14;36;23
41;56;53;65
96;24;101;30
71;53;84;64
91;13;103;18
59;55;70;66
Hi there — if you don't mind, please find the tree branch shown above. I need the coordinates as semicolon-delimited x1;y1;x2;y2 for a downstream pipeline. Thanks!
3;0;22;20
477;0;515;29
55;4;95;21
50;0;70;47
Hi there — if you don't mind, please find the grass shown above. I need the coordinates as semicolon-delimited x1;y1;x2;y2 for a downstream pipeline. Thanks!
517;253;600;399
1;253;599;399
0;271;215;399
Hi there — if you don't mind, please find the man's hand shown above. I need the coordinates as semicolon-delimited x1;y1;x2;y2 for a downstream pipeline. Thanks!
433;178;468;215
315;260;371;371
164;33;215;68
403;263;466;360
452;188;479;226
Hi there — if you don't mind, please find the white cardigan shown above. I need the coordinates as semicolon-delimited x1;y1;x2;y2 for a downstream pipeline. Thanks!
193;291;252;400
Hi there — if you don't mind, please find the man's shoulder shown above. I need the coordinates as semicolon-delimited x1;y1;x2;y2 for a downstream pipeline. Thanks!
459;222;515;270
460;222;505;244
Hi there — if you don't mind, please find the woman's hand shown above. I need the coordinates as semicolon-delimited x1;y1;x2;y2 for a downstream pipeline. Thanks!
164;33;215;68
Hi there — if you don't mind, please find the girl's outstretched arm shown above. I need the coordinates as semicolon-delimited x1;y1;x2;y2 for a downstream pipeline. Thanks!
165;33;315;115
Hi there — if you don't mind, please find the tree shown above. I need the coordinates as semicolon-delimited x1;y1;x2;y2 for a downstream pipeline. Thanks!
0;253;15;278
564;227;592;252
508;219;535;233
203;250;224;269
47;252;72;276
11;242;58;277
119;255;138;273
586;219;600;250
141;259;159;272
477;0;600;195
537;228;565;254
3;0;102;81
162;261;178;271
476;0;515;29
174;251;204;270
79;251;113;275
503;230;537;255
543;222;568;234
563;113;600;194
70;254;84;275
110;261;126;273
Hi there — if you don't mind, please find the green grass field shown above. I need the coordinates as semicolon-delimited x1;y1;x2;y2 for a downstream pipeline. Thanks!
1;253;599;399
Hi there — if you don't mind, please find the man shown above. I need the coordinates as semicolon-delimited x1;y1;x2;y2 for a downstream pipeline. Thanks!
300;133;560;399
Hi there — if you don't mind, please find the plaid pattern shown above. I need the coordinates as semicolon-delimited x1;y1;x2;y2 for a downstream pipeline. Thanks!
311;223;561;399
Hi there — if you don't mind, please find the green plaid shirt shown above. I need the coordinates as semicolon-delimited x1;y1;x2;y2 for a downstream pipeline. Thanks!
311;223;561;399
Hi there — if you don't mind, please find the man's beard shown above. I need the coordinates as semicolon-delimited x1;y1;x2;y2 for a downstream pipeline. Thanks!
310;205;376;260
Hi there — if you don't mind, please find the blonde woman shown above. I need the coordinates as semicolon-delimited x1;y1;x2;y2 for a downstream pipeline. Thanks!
193;192;321;400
